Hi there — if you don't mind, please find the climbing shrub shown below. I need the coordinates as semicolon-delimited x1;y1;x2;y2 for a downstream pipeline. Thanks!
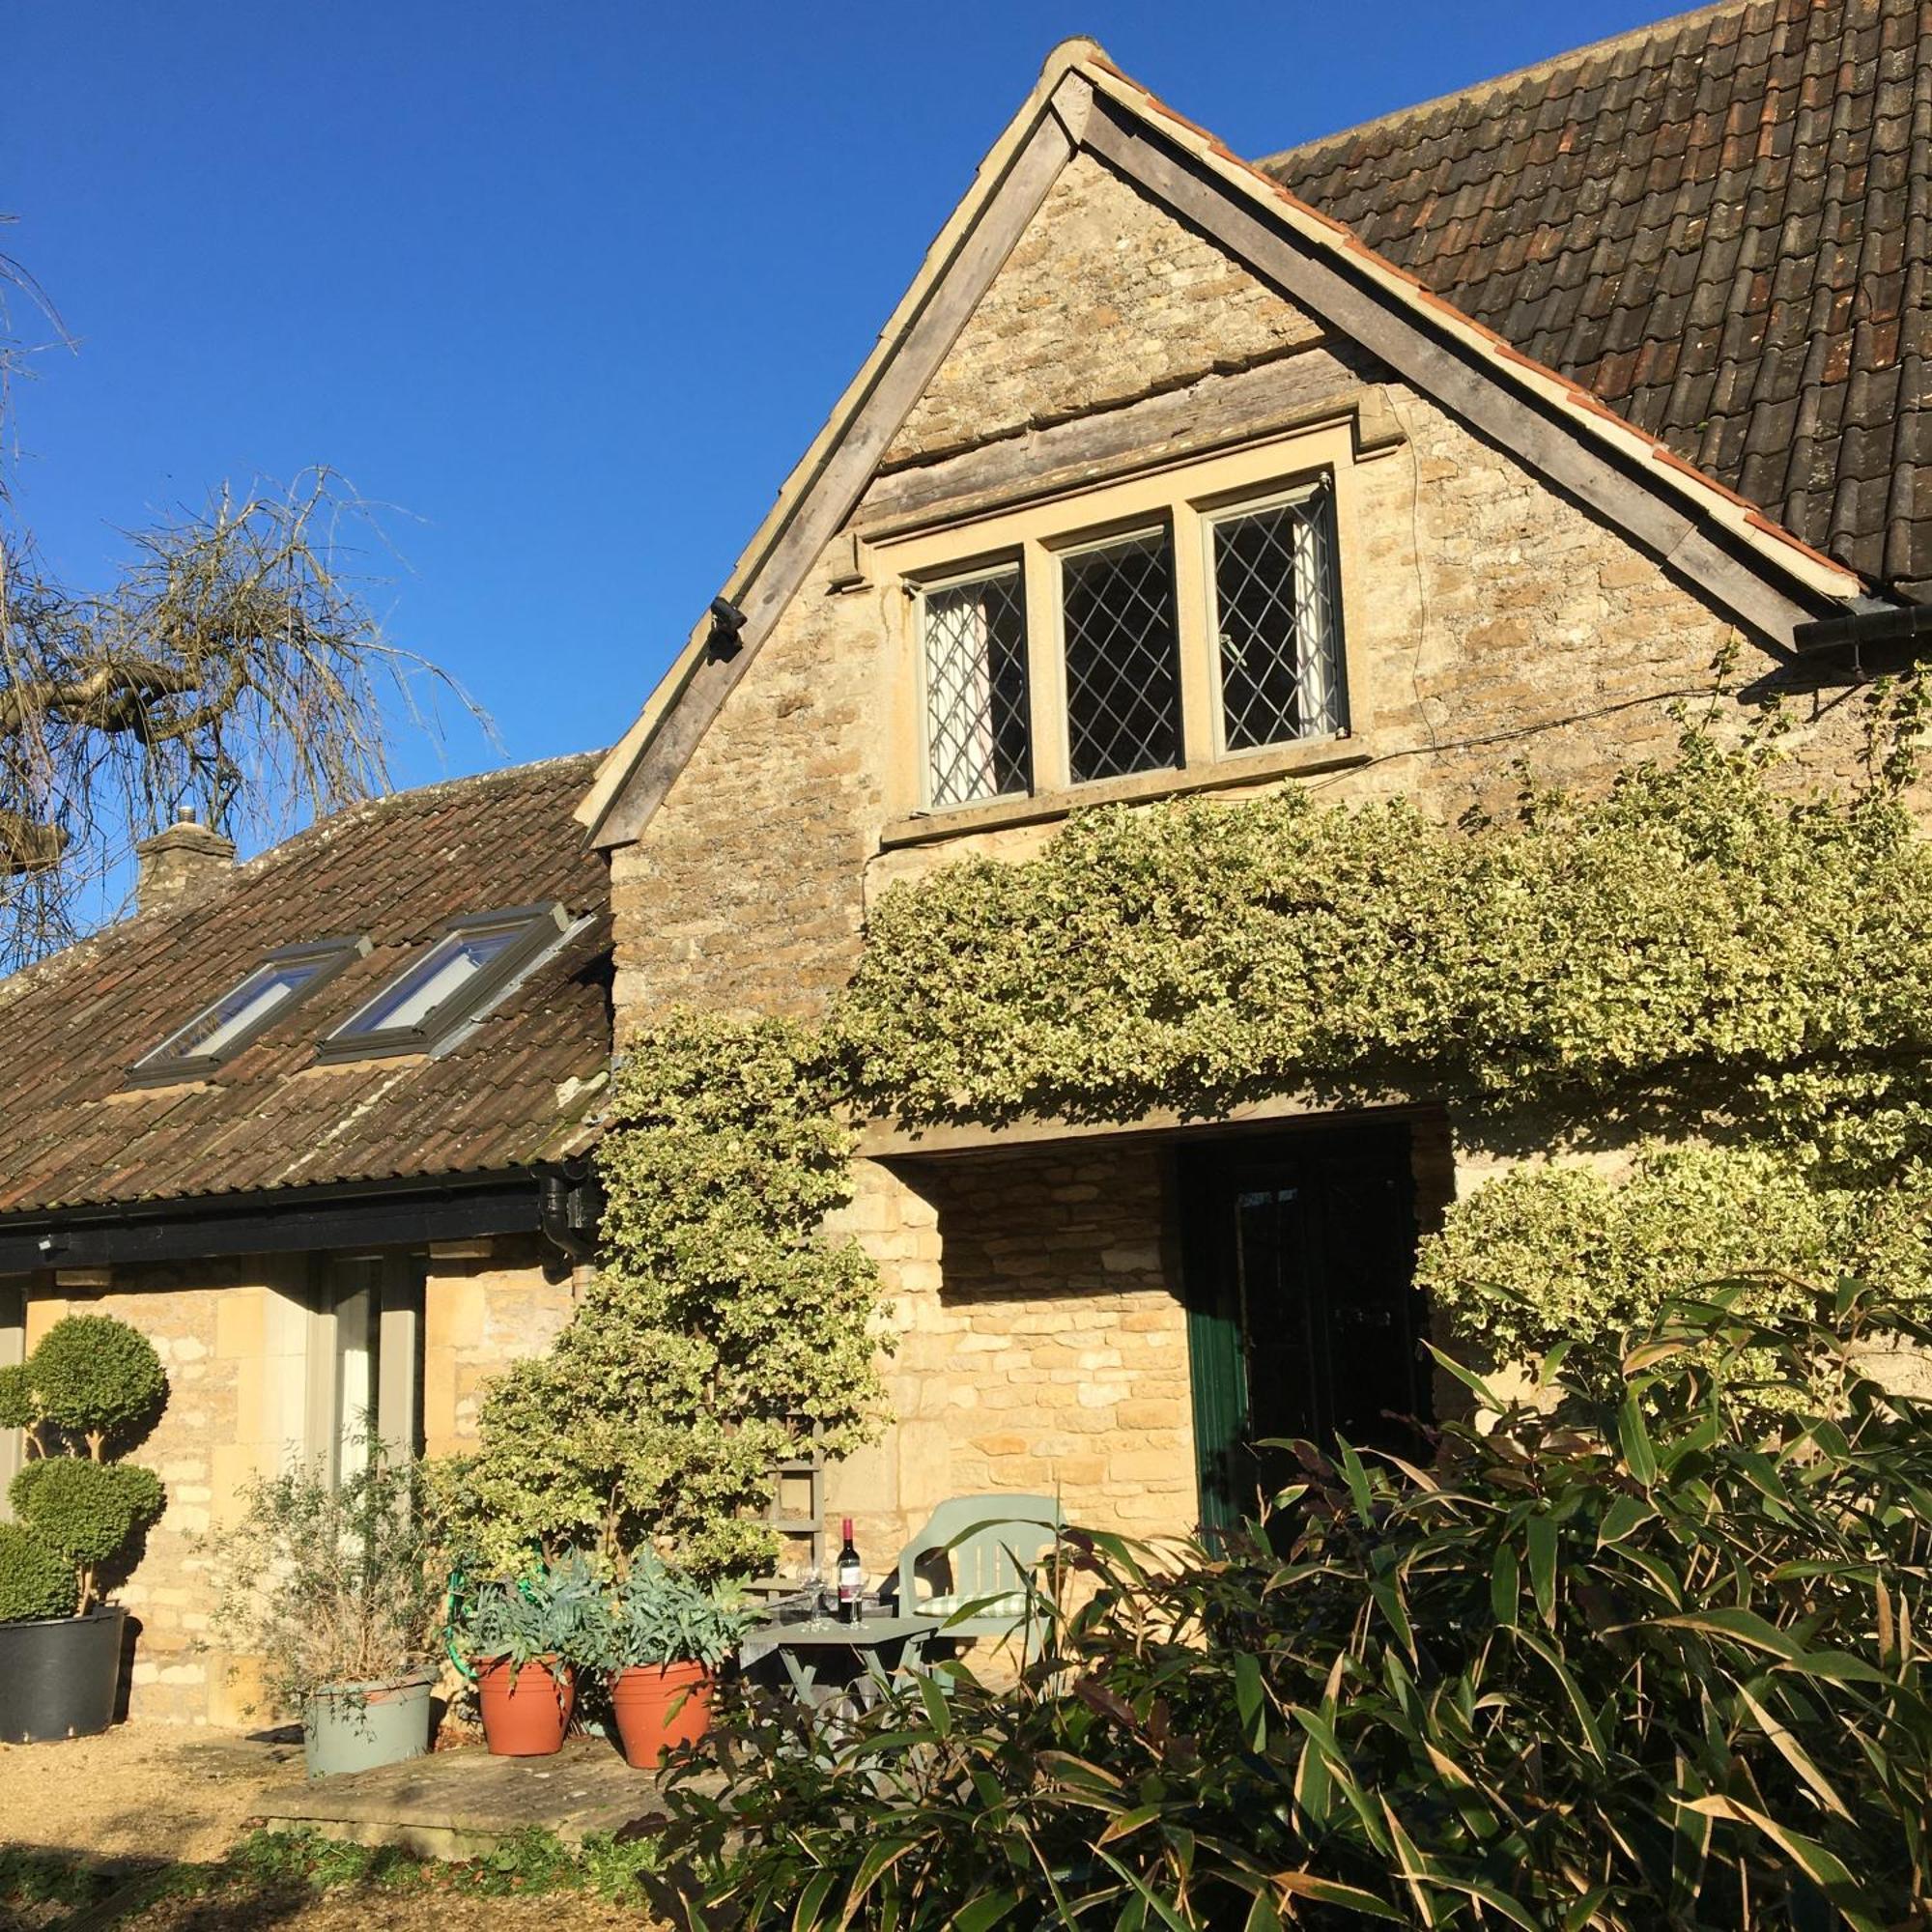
1419;1142;1932;1397
827;698;1932;1388
447;1011;885;1577
833;716;1932;1136
461;690;1932;1564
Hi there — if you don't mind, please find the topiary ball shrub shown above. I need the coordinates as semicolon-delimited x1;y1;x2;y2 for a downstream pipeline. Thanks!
11;1460;163;1568
0;1524;79;1623
0;1360;33;1431
3;1311;167;1623
23;1315;165;1447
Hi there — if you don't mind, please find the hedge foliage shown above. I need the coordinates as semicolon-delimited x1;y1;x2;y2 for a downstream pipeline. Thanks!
455;694;1932;1562
446;1012;885;1577
827;704;1932;1391
653;1288;1932;1930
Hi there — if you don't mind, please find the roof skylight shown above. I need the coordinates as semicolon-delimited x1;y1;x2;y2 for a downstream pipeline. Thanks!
131;937;369;1083
318;904;570;1061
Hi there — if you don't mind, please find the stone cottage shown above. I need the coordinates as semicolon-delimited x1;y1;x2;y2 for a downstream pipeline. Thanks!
3;0;1925;1712
0;756;611;1719
577;3;1925;1564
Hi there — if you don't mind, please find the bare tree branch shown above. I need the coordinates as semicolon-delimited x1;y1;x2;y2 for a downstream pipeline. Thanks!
0;239;491;971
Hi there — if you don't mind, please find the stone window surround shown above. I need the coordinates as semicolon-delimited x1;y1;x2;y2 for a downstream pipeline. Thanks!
876;421;1366;847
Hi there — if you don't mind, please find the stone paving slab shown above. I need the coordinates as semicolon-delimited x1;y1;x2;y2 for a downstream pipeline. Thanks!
252;1736;711;1860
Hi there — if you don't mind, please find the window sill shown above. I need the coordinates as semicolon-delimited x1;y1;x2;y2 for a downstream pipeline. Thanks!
880;739;1370;850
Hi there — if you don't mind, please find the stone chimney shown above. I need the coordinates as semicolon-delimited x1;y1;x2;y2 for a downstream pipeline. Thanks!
134;809;235;915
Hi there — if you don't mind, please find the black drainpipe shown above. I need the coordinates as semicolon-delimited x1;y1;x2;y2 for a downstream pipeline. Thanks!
537;1160;604;1274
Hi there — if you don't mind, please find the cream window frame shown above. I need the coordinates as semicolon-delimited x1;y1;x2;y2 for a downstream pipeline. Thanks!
0;1282;21;1521
879;423;1361;832
913;556;1032;811
304;1253;424;1484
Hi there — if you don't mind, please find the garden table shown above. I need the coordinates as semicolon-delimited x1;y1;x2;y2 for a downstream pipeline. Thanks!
743;1613;933;1703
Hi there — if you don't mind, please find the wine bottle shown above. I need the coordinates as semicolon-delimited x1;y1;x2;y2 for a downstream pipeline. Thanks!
837;1517;864;1624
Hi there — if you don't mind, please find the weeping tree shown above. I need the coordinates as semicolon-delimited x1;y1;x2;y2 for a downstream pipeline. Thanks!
0;238;478;969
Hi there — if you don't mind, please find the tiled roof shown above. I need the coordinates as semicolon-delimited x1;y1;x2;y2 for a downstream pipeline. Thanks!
1264;0;1932;598
0;753;611;1215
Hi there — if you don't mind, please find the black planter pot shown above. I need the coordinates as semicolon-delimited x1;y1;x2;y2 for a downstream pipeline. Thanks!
0;1605;128;1744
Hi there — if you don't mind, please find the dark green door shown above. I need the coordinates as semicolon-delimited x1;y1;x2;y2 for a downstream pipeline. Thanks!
1181;1124;1430;1529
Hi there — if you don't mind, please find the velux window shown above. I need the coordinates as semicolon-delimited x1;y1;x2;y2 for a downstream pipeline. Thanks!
913;468;1347;810
131;937;368;1083
319;903;569;1061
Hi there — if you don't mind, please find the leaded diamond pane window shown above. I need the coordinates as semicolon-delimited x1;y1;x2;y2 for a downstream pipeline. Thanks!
1062;529;1181;783
923;567;1031;808
1210;481;1346;752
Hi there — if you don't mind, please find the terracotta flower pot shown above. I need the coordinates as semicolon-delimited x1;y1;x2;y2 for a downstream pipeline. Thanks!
476;1657;574;1756
609;1661;713;1769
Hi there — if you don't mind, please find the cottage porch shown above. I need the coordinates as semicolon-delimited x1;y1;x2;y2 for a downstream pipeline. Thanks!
825;1102;1459;1569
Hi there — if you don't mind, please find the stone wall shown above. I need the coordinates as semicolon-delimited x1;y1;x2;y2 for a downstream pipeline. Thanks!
887;152;1323;466
820;1143;1191;1571
613;145;1881;1034
423;1236;576;1462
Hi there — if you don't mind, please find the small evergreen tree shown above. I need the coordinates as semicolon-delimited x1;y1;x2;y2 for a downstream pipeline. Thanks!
0;1313;166;1620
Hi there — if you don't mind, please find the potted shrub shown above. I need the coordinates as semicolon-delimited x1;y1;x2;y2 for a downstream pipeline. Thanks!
204;1440;442;1777
600;1551;754;1769
448;1551;604;1757
0;1314;166;1744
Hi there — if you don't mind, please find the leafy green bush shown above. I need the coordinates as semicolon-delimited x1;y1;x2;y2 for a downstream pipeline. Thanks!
651;1287;1932;1930
203;1442;443;1712
1419;1141;1932;1398
0;1522;79;1622
1;1311;166;1620
0;1361;33;1431
597;1550;757;1672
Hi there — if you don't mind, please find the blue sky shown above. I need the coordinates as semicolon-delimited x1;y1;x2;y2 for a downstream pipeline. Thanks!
11;1;1669;812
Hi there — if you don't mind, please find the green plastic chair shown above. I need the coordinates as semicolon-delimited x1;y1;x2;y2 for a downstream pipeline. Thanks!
895;1493;1065;1643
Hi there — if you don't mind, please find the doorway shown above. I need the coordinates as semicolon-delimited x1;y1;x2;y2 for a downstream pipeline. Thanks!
1179;1122;1431;1529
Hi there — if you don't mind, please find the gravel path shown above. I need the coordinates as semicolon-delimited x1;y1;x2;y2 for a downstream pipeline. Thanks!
0;1727;668;1928
0;1726;301;1864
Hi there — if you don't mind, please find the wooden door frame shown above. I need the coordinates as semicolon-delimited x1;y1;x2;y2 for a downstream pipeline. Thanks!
1178;1119;1427;1530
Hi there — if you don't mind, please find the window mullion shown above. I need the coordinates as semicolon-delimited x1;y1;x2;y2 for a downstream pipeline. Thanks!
1173;504;1216;768
1022;542;1069;795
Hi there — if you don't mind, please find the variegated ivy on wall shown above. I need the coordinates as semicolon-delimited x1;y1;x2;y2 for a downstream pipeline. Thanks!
449;671;1932;1567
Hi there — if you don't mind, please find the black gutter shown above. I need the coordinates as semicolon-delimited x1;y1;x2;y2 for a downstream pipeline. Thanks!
1792;601;1932;662
0;1168;601;1275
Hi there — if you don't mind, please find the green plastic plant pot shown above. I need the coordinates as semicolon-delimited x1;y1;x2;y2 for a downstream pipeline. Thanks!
302;1668;435;1778
0;1605;127;1744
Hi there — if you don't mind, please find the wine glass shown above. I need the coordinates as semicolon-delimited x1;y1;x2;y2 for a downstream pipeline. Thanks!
801;1556;832;1630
